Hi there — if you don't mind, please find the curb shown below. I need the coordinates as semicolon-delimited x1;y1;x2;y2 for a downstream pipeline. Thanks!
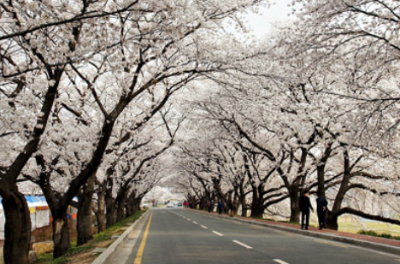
189;209;400;256
91;210;149;264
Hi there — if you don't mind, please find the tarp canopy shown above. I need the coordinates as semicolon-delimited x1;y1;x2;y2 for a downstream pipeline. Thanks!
0;195;50;235
0;195;48;208
25;196;48;207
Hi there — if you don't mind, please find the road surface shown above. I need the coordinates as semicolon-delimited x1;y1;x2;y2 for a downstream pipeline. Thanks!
106;209;400;264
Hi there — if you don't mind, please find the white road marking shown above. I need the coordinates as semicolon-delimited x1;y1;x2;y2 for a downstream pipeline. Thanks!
187;218;191;221
193;221;198;224
212;231;224;237
274;259;289;264
233;240;252;249
201;225;208;229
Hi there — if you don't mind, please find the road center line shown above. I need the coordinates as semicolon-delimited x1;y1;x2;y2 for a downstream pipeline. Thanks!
201;225;208;229
212;231;224;236
275;230;296;237
314;239;347;248
273;259;290;264
192;221;198;224
233;240;252;249
133;211;153;264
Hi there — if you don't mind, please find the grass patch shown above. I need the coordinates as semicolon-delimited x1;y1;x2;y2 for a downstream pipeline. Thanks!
358;230;400;240
36;253;68;264
35;210;146;263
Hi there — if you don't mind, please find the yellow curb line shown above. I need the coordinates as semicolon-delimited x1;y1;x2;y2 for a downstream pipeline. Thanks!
134;211;153;264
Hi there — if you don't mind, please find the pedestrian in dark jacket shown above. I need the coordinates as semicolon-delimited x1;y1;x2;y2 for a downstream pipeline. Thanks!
228;200;234;217
299;192;313;230
208;200;214;213
217;201;223;215
316;194;328;230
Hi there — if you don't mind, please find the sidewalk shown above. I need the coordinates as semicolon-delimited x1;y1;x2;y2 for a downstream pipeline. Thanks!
190;209;400;256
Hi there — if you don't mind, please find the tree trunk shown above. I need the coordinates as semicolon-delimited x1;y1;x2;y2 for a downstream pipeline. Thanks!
106;203;115;228
326;211;339;230
327;149;351;230
1;189;31;264
317;165;326;197
289;186;300;223
105;179;115;228
125;198;134;217
116;192;128;222
251;205;264;218
95;181;107;233
95;210;106;233
239;183;248;217
241;208;247;217
199;196;207;210
52;212;71;259
106;200;115;227
76;175;95;246
250;187;264;218
134;198;141;213
317;144;332;197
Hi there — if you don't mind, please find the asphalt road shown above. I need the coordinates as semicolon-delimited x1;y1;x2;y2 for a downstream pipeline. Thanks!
118;209;400;264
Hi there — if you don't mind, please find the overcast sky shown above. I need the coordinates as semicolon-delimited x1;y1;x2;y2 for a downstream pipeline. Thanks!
245;0;294;39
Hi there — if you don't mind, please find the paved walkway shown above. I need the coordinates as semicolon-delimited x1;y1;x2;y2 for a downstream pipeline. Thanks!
191;209;400;253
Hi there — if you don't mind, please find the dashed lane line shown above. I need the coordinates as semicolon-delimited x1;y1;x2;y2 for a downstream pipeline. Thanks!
212;231;224;237
233;240;252;249
273;259;289;264
193;221;198;224
201;225;208;229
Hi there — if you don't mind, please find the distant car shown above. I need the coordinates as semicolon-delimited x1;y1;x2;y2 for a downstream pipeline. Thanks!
167;203;175;208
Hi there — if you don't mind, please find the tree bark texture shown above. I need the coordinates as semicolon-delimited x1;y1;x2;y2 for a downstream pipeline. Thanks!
106;200;115;228
76;174;95;246
288;186;300;223
250;185;264;218
52;214;71;259
94;181;107;233
105;178;115;228
326;149;351;230
1;189;31;264
125;198;134;217
116;192;128;222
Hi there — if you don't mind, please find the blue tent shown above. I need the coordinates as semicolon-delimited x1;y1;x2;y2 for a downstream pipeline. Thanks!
0;195;47;206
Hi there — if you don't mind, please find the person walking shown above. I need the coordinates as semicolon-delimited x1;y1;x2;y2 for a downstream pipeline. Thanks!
316;194;328;230
208;200;214;213
228;200;234;217
217;200;223;215
299;191;313;230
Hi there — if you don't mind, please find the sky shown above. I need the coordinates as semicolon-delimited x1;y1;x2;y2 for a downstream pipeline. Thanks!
245;0;294;39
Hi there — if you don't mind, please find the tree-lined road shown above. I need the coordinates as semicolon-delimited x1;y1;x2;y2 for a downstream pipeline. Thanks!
113;209;400;264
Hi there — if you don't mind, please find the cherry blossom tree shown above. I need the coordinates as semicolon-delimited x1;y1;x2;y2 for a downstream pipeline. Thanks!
1;0;271;260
